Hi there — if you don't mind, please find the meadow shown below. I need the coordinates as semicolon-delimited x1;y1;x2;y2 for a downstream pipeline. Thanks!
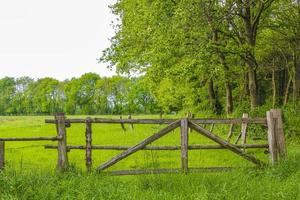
0;115;299;200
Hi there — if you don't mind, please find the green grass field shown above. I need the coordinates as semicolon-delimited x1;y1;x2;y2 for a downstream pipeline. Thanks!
0;116;299;200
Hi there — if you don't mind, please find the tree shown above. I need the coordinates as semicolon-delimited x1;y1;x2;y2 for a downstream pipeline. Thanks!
75;73;100;114
26;78;64;114
220;0;275;109
101;0;227;114
0;77;15;115
273;0;300;103
12;77;34;114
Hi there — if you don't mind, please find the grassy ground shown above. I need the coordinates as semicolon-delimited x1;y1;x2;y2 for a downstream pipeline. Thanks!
0;115;299;200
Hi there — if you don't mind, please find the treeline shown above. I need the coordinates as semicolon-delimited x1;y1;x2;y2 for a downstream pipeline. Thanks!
0;74;158;115
101;0;300;114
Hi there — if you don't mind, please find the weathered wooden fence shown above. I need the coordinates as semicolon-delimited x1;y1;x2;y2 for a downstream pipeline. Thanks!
0;109;286;175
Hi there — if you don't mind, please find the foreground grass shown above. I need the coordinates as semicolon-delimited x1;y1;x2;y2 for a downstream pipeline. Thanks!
1;156;300;200
0;116;299;199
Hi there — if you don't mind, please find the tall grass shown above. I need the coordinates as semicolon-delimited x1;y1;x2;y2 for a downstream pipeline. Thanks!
1;155;299;200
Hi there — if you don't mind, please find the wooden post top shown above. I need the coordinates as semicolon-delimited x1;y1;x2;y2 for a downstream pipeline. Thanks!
86;117;93;123
55;112;65;117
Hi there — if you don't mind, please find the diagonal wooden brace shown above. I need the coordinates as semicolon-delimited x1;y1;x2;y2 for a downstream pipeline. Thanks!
96;120;181;171
188;120;265;167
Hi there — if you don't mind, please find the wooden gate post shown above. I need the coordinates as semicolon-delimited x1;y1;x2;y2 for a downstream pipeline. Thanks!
235;113;248;144
180;118;189;174
271;109;286;158
85;117;92;172
266;110;277;164
0;141;4;170
266;109;286;165
55;113;69;171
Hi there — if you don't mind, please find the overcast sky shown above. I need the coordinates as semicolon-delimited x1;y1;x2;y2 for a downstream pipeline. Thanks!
0;0;117;80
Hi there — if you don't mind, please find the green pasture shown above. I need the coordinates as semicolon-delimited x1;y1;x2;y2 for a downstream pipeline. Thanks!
0;115;269;170
0;115;299;200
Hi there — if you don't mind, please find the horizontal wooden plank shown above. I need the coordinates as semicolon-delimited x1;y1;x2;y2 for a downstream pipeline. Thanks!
192;118;266;124
45;118;176;124
44;144;269;150
0;136;60;142
104;167;232;176
45;118;267;125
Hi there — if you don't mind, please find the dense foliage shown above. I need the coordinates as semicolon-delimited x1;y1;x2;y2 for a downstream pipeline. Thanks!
0;1;299;117
101;0;300;114
0;74;158;115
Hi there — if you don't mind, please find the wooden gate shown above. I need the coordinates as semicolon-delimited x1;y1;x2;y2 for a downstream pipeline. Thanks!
94;118;265;175
42;109;286;175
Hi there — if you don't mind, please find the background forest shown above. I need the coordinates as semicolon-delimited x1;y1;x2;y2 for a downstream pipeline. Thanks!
0;0;299;118
0;74;157;115
101;0;300;115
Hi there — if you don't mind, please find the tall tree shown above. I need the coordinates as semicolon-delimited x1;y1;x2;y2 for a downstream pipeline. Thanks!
0;77;16;115
222;0;275;108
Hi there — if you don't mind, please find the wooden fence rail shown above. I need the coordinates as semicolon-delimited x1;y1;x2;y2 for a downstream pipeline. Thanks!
45;144;269;150
45;118;267;125
0;109;286;174
0;137;60;142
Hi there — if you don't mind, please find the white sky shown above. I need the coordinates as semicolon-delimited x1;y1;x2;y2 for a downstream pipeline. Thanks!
0;0;117;81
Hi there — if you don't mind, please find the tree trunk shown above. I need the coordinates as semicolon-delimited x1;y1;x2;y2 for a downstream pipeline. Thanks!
208;79;217;113
243;70;250;98
212;30;233;114
272;66;276;107
293;50;300;102
278;68;287;105
225;81;233;114
235;1;269;109
248;65;260;109
219;54;233;114
284;75;292;105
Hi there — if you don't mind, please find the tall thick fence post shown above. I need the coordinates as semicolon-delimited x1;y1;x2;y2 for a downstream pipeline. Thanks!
271;109;286;158
86;117;92;172
267;109;286;165
0;141;4;170
55;113;69;171
180;118;189;174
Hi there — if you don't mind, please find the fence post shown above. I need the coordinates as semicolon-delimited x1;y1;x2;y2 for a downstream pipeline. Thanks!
267;109;286;165
55;113;69;171
180;118;189;174
128;115;134;130
0;142;4;170
241;113;249;151
86;117;92;172
235;113;248;144
120;116;126;132
226;124;234;142
271;109;286;158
